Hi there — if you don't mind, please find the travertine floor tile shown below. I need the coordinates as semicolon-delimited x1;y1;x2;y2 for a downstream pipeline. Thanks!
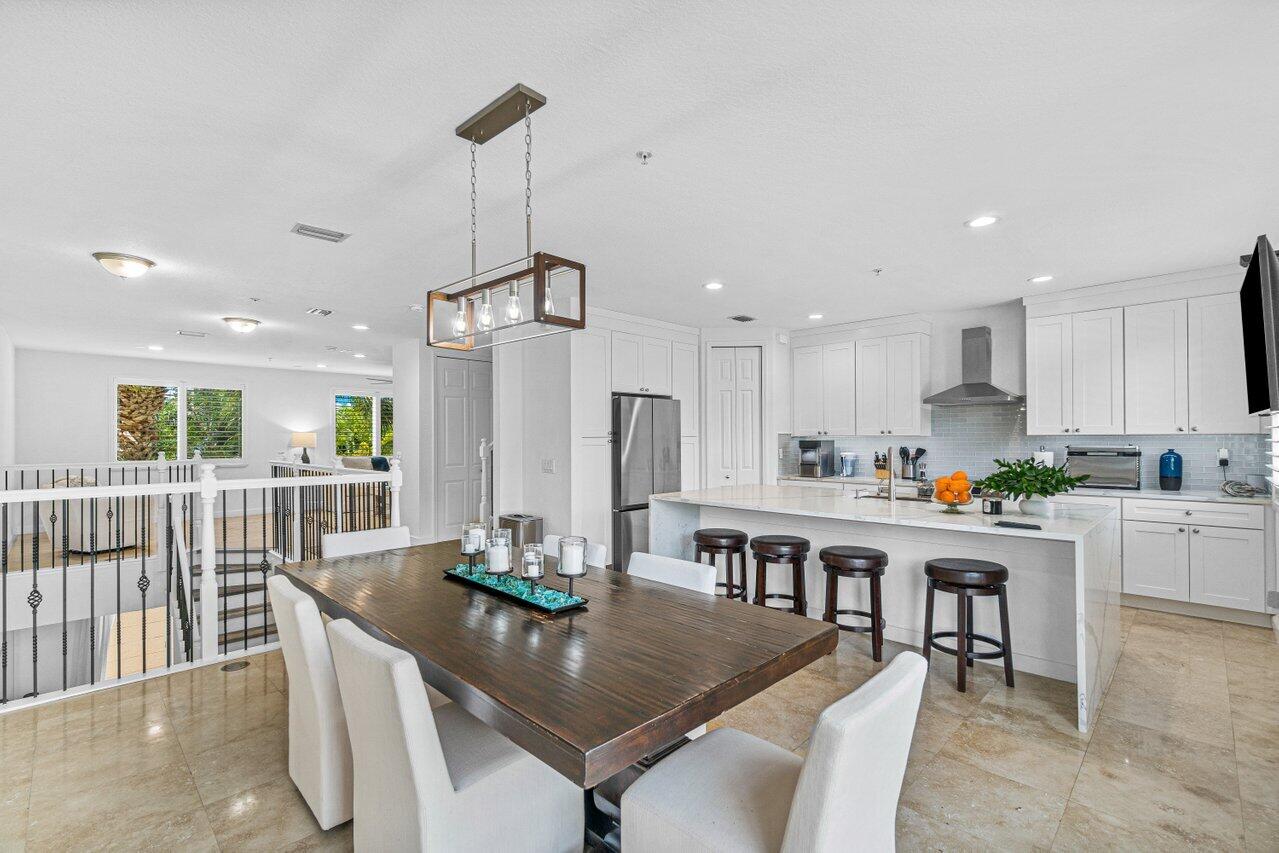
715;687;815;752
940;716;1085;797
282;822;354;851
895;801;990;852
205;776;324;851
1099;675;1235;748
186;721;290;805
1242;797;1279;852
1051;800;1236;851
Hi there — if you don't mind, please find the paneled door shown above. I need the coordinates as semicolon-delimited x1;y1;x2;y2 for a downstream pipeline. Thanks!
1122;520;1189;601
434;357;493;540
1189;525;1264;611
1026;314;1073;435
1071;307;1125;435
706;346;763;486
790;345;824;435
854;337;887;435
1124;299;1188;434
1187;292;1260;434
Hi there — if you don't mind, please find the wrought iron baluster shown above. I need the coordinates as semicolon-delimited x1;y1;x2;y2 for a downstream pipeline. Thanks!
61;498;69;691
29;501;42;697
89;498;96;685
139;495;150;673
165;495;173;668
260;488;269;648
78;468;85;568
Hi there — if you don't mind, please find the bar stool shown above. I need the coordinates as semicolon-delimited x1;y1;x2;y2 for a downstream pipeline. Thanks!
819;546;888;661
921;558;1014;693
693;528;749;601
750;535;810;615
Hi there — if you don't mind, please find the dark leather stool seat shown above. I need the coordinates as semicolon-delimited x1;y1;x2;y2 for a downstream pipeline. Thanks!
819;545;889;661
922;557;1014;693
693;528;749;601
750;535;811;615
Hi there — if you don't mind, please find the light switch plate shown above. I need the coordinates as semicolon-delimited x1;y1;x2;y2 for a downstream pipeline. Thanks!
541;458;556;474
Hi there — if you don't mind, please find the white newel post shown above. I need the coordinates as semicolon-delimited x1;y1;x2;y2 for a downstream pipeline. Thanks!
199;463;219;660
390;458;402;528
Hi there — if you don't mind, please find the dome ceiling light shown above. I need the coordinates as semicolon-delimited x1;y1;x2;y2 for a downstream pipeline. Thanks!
223;317;261;334
428;84;586;351
93;252;155;278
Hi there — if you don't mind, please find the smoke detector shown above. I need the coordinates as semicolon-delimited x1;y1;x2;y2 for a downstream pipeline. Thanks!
306;307;334;317
291;223;350;243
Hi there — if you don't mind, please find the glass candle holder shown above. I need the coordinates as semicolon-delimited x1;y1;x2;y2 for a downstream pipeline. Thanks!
485;535;512;575
461;522;486;555
557;536;587;597
521;543;545;580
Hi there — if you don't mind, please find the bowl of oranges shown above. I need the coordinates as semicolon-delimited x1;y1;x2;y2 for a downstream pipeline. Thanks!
931;471;974;513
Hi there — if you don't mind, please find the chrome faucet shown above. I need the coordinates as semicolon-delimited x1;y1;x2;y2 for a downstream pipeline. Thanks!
886;445;896;504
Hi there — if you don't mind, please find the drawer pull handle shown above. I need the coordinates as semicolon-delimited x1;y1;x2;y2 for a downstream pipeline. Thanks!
1192;528;1201;534
1185;510;1192;516
1178;527;1186;532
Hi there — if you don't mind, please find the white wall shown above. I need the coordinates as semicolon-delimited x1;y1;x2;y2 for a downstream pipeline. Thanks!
13;349;386;478
517;335;572;535
0;322;15;465
926;300;1026;394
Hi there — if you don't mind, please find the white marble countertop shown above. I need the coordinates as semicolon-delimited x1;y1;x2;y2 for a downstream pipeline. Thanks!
652;484;1115;543
777;475;1268;505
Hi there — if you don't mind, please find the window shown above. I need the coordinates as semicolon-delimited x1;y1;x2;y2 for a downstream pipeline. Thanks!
334;392;393;457
115;382;243;461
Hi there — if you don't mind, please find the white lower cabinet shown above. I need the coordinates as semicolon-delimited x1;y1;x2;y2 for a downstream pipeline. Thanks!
1189;525;1265;611
571;436;613;563
1122;515;1266;612
1122;520;1190;601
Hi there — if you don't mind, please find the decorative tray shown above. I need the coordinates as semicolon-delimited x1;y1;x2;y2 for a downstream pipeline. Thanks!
444;564;588;614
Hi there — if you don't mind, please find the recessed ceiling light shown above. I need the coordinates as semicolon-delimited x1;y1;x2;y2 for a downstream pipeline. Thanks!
147;345;164;351
1028;274;1054;284
316;363;327;369
964;215;999;228
92;252;155;278
351;324;369;331
808;313;824;320
703;282;723;291
223;317;261;334
353;353;366;359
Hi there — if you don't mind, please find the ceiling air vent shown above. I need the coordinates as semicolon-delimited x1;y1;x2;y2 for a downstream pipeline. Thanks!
728;315;756;323
366;377;393;385
306;307;334;317
175;330;208;338
291;223;350;243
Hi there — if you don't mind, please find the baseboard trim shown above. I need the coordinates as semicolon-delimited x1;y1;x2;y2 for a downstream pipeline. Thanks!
1120;593;1272;627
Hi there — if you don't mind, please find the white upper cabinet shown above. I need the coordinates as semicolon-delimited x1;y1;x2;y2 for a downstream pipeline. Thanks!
1187;292;1259;434
671;342;699;436
1071;307;1125;434
791;345;825;435
1124;299;1188;434
1026;314;1073;435
641;337;673;395
570;327;613;438
822;342;855;435
885;333;928;436
610;331;643;394
855;338;887;435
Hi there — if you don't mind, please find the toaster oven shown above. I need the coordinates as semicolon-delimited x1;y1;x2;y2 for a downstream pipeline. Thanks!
1065;445;1141;490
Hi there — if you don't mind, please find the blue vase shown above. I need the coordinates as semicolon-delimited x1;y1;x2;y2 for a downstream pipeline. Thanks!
1159;449;1183;491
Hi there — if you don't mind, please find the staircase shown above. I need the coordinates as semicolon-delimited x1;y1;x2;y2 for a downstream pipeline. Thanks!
192;552;277;652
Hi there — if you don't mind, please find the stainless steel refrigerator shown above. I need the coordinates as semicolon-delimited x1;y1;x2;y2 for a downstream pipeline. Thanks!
612;393;681;572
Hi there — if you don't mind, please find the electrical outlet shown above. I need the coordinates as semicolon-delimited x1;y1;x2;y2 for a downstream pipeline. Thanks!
1218;448;1229;466
778;447;784;460
541;458;556;474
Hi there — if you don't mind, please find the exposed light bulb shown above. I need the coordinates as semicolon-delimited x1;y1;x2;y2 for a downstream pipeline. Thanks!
477;292;495;331
450;297;468;336
543;288;556;316
505;282;523;324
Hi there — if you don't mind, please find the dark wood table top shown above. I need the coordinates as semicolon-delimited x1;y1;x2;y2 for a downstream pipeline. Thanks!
280;540;837;787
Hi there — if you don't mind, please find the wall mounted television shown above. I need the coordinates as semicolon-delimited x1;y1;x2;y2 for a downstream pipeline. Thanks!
1239;234;1279;415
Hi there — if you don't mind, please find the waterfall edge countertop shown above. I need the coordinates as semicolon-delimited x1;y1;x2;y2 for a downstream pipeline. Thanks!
651;484;1116;542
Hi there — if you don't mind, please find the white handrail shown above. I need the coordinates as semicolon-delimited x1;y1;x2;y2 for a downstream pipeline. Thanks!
0;459;198;472
0;468;397;505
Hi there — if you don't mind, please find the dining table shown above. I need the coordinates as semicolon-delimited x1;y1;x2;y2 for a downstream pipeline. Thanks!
278;540;838;789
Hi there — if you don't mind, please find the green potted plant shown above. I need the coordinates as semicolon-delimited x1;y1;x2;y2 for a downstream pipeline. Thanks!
975;458;1090;517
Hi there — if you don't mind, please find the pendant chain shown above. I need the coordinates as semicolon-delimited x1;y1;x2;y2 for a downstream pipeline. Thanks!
524;99;533;257
470;138;478;278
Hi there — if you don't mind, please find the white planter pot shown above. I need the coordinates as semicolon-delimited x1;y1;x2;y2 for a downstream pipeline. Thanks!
1018;496;1054;517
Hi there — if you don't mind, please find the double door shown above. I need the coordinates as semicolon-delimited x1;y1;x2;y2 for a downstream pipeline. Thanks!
612;332;672;395
790;342;854;436
707;347;763;486
1123;521;1265;611
855;334;927;436
1026;308;1125;435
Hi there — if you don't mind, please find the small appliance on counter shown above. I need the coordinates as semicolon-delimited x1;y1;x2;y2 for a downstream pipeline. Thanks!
1159;448;1183;491
498;513;544;548
1065;445;1141;490
840;452;858;478
798;439;836;478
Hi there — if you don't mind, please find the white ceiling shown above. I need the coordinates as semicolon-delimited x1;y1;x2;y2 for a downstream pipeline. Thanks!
3;1;1277;374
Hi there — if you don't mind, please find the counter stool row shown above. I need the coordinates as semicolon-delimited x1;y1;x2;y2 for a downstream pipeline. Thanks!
691;527;1016;692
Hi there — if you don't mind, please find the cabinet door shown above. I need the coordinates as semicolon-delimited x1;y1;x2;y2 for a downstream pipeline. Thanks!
790;345;825;435
611;331;643;393
1189;525;1265;611
855;337;887;435
1124;300;1187;434
1121;520;1189;601
1188;292;1260;434
885;333;924;436
1026;314;1073;435
822;342;855;435
570;327;612;438
680;436;700;490
1072;307;1125;434
641;337;673;395
671;342;699;436
571;436;613;562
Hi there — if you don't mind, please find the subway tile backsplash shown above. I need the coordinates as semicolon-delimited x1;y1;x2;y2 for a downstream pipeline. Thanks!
780;405;1270;492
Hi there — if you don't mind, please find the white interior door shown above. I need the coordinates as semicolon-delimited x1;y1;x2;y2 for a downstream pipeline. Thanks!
1124;299;1187;434
434;357;493;541
706;346;763;486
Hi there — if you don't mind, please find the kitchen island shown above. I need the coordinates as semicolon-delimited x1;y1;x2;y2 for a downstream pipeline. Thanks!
650;484;1122;732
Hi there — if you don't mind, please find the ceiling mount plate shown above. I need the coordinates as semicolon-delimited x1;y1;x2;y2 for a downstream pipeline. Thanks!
456;83;547;144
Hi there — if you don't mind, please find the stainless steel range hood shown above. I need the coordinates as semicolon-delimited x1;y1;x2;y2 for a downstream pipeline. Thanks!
923;326;1024;406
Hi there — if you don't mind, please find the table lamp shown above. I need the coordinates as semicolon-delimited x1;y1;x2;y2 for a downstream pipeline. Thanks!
290;431;317;464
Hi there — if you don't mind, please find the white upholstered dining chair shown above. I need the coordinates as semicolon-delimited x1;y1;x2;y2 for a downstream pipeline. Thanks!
266;575;353;830
320;525;411;558
627;552;717;595
542;534;608;569
622;651;928;853
325;618;584;852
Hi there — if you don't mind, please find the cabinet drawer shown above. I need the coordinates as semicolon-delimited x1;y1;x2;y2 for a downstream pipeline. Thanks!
1122;498;1264;529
